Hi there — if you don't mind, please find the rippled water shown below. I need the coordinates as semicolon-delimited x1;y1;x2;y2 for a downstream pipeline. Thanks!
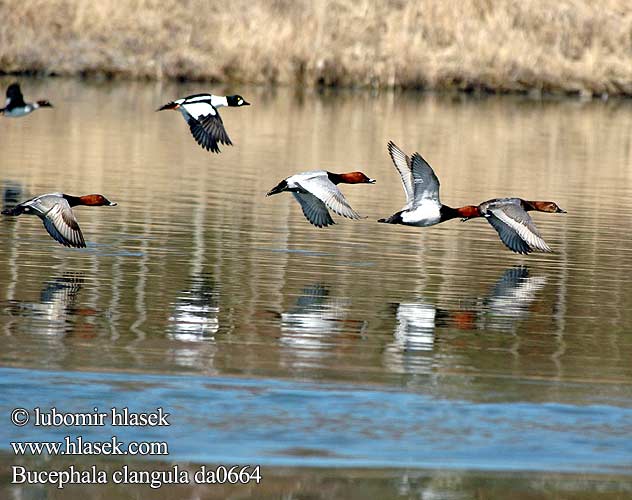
1;79;632;498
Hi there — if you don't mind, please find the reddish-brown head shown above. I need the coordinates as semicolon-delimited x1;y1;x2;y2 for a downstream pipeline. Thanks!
455;205;481;220
78;194;117;207
334;172;376;184
527;201;566;213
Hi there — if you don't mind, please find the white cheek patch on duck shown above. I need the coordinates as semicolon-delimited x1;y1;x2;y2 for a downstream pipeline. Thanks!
181;102;216;119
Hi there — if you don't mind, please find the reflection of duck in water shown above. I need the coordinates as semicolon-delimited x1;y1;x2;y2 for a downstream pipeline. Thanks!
167;275;219;341
384;267;547;373
478;266;547;330
388;267;546;343
280;284;365;356
4;275;88;335
391;302;438;352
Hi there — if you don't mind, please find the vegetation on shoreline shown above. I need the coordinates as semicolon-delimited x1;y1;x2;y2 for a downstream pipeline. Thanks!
1;0;632;96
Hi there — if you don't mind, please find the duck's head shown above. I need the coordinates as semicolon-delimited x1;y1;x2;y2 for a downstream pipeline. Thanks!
338;172;376;184
227;95;250;107
79;194;117;207
531;201;566;213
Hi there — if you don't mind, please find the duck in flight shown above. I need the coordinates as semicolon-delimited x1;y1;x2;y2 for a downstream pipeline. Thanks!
378;142;566;254
158;93;250;153
267;170;375;228
2;193;117;248
0;82;53;117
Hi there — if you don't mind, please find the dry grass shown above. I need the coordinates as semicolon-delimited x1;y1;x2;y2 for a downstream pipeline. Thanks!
1;0;632;95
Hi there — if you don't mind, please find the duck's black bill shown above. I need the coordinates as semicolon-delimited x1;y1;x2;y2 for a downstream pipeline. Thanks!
377;211;403;224
266;180;288;196
157;102;177;111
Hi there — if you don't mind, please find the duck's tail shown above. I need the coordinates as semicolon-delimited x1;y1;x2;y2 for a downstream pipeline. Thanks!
377;211;403;224
266;180;289;196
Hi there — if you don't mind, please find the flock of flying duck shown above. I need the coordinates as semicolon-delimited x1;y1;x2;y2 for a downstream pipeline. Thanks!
1;82;565;254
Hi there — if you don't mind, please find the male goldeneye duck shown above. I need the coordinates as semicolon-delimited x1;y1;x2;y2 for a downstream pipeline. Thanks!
378;141;566;254
157;93;250;153
2;193;117;248
0;82;53;117
266;170;375;228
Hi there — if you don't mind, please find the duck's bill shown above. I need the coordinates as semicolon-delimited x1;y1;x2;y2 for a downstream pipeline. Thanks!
242;101;251;106
108;202;118;206
557;207;567;213
368;178;376;183
157;102;179;111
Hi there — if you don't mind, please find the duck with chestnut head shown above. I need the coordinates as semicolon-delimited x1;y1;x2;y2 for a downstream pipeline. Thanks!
267;170;375;228
378;141;565;254
2;193;117;248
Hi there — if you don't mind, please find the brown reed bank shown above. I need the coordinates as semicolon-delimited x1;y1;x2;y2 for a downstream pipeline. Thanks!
1;0;632;95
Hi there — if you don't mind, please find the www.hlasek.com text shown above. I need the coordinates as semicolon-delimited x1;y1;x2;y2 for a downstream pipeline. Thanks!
12;436;168;456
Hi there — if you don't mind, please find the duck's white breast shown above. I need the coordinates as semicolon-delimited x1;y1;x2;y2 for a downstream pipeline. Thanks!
401;203;442;226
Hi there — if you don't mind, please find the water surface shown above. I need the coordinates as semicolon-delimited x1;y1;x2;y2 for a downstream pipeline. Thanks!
1;79;631;497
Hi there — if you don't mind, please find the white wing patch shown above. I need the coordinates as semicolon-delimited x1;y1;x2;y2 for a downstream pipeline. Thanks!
181;102;216;119
210;95;228;108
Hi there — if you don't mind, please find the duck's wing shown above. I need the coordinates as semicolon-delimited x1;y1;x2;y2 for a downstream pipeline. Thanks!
29;197;86;248
291;192;335;228
410;152;441;207
5;83;25;109
387;141;415;207
485;203;551;254
179;102;232;153
296;177;363;220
